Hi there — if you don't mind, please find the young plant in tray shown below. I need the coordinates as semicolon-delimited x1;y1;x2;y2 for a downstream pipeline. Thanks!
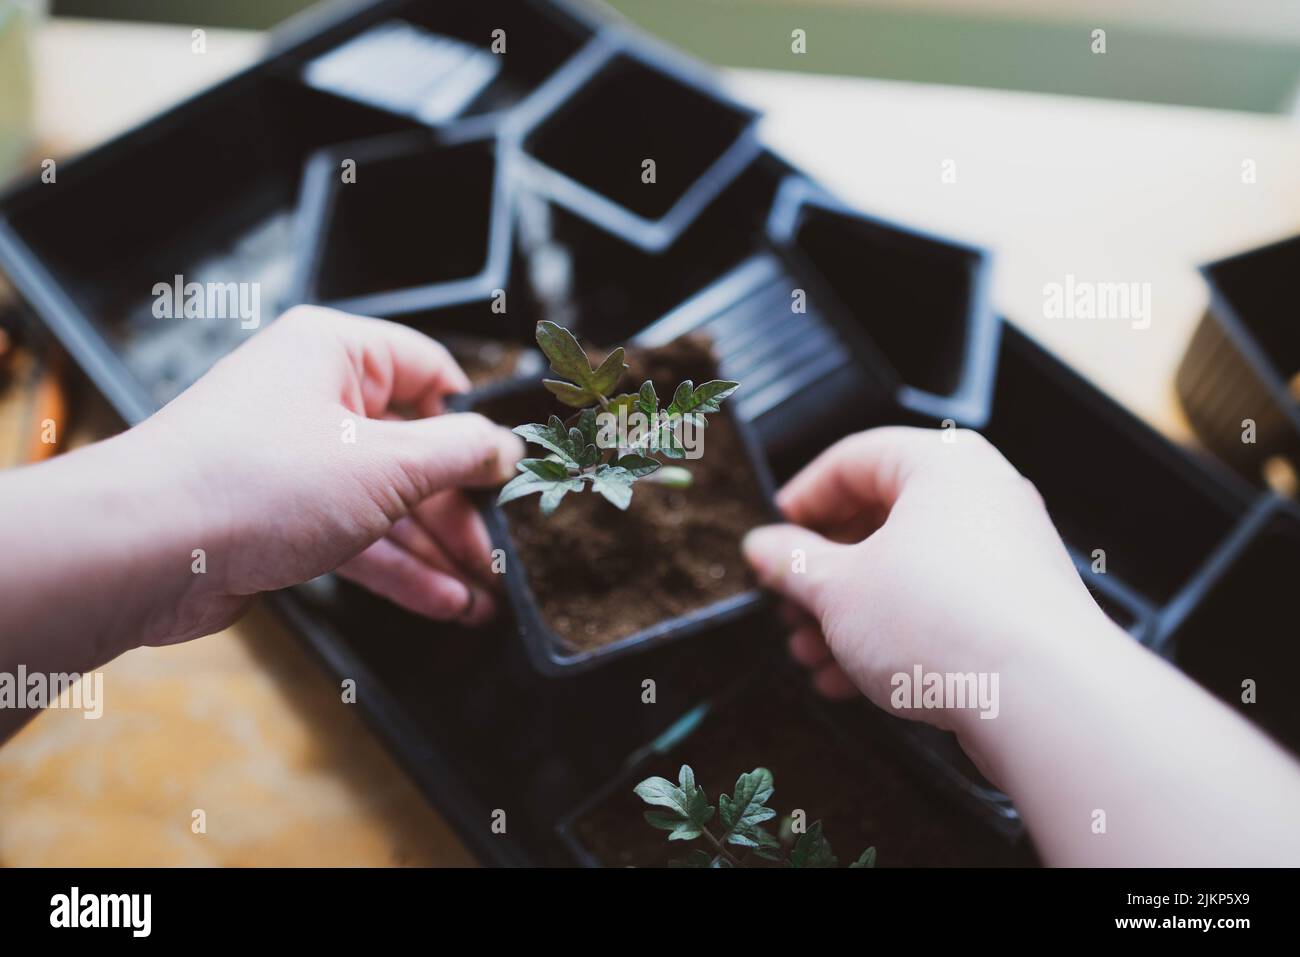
634;764;877;868
498;321;739;514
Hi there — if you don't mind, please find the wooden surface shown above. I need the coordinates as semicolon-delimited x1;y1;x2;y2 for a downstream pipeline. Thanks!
2;18;1299;866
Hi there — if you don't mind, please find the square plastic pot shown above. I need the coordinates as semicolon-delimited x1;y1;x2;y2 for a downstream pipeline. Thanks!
293;0;602;133
0;74;428;413
557;665;1035;867
514;149;798;346
289;128;532;340
509;31;762;253
632;250;896;455
767;176;1000;426
984;325;1256;614
1154;496;1300;757
458;372;780;675
1176;235;1300;485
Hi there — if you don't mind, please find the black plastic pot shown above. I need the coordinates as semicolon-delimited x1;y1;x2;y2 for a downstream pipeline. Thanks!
0;73;428;411
1176;235;1300;485
767;177;1000;427
515;149;798;345
983;325;1257;618
291;0;602;133
557;664;1035;866
510;31;762;253
289;128;533;341
633;249;897;455
1154;496;1300;757
459;371;780;675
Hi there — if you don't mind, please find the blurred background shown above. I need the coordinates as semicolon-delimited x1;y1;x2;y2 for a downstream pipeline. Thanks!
13;0;1300;116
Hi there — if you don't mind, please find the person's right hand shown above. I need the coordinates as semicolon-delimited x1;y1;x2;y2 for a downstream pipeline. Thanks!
742;426;1113;732
746;427;1300;866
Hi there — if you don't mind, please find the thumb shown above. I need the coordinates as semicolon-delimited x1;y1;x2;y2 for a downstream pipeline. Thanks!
372;412;524;496
743;523;847;620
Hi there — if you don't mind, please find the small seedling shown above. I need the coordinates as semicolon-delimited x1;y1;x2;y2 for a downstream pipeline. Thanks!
498;321;739;514
634;764;877;868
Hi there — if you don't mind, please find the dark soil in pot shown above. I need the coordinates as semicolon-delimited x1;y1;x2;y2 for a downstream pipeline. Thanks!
478;335;771;652
570;677;1034;867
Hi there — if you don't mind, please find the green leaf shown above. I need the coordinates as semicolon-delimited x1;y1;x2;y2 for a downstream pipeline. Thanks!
606;392;638;418
614;453;661;477
569;408;600;450
539;479;582;515
789;821;838;869
633;775;678;807
633;766;714;831
566;425;599;468
589;464;636;510
643;811;685;832
667;379;740;417
590;347;628;396
643;811;702;842
637;380;658;419
496;463;583;511
668;849;713;868
657;427;686;459
719;767;777;842
534;321;627;405
542;379;593;408
850;847;877;869
752;829;785;862
496;470;551;505
518;458;570;481
513;416;579;467
535;320;594;384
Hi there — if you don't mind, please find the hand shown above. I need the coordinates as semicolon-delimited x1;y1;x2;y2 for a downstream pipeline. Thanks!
745;426;1300;866
742;426;1108;733
128;306;523;644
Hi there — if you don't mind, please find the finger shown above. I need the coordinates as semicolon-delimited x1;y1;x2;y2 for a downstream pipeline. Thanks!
366;412;524;499
742;523;848;620
788;624;832;668
410;490;498;588
778;599;815;631
777;426;1018;534
812;661;859;700
386;515;461;575
371;517;500;621
303;307;473;417
337;537;495;626
384;520;499;625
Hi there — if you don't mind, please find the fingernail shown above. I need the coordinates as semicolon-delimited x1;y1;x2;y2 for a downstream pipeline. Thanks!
742;526;775;576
